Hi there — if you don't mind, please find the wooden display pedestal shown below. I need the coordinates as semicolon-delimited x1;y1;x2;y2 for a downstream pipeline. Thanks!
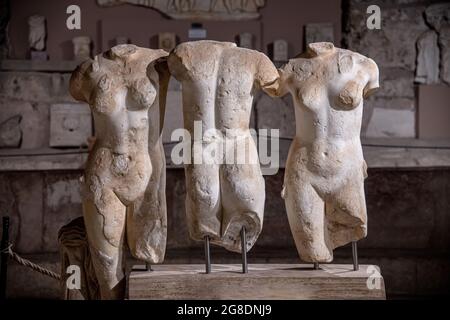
128;264;386;300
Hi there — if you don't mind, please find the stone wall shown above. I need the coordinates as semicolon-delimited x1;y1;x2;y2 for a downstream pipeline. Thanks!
1;169;449;299
343;0;450;139
0;71;74;149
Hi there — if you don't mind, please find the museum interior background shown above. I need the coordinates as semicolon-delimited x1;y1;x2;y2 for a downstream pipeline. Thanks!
0;0;449;299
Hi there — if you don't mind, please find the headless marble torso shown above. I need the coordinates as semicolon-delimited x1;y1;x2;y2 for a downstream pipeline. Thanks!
168;41;279;252
279;42;379;263
70;45;169;299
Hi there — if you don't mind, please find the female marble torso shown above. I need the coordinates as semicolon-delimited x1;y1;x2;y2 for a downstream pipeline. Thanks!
279;42;379;262
70;44;169;299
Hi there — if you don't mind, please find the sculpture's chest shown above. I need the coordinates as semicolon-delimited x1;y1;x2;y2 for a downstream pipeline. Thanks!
91;73;157;114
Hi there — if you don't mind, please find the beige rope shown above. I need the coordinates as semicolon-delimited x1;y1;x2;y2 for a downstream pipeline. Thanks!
1;244;61;280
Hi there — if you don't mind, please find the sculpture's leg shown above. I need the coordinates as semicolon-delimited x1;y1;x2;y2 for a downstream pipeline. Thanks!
185;163;221;242
284;177;333;263
325;174;367;250
127;143;167;264
220;162;265;253
82;188;126;300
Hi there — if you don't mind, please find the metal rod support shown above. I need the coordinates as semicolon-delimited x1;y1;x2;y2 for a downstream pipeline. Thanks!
145;262;153;272
1;216;10;300
352;241;359;271
204;235;211;274
241;227;248;274
313;262;319;270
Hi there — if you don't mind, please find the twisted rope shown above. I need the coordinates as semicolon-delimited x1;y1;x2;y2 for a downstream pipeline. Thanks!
1;244;61;280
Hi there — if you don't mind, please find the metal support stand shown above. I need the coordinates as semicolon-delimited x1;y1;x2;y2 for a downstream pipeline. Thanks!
204;235;211;274
352;241;359;271
313;262;319;270
145;262;153;272
1;216;10;300
241;227;248;274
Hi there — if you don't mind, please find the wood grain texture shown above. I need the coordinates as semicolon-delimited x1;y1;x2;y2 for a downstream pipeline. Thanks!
128;264;386;300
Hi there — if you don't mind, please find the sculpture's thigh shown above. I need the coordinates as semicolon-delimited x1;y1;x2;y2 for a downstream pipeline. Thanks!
325;173;367;249
283;169;333;262
184;163;221;241
127;143;167;264
82;184;126;300
220;162;265;253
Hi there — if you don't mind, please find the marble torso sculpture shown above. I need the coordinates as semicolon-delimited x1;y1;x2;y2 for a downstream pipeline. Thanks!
70;44;169;299
168;40;279;253
279;42;379;263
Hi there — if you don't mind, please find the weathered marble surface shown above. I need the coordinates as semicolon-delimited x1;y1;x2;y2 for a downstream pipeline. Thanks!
70;44;169;299
96;0;265;20
168;40;279;253
278;42;379;263
28;15;46;51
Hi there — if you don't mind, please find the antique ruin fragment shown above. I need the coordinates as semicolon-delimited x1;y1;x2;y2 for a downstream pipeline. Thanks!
167;40;279;253
72;36;92;61
278;42;379;263
28;15;46;51
96;0;266;20
69;44;169;299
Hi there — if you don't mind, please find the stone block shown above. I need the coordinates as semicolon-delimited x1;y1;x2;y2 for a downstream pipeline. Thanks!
345;6;428;71
129;264;386;300
379;77;415;99
366;108;415;138
0;100;49;149
0;115;22;147
49;103;92;147
0;72;74;103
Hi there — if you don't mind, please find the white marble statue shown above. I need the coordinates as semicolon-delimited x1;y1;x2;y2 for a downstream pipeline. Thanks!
28;15;46;51
278;42;379;263
69;44;169;299
167;40;279;253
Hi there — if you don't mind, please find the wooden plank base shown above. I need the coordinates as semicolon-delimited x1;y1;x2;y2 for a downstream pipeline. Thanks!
128;264;386;300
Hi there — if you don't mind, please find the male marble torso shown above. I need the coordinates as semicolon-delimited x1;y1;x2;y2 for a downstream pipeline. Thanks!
168;40;279;252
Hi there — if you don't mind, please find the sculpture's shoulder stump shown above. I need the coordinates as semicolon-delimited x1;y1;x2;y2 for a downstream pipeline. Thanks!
128;264;386;300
